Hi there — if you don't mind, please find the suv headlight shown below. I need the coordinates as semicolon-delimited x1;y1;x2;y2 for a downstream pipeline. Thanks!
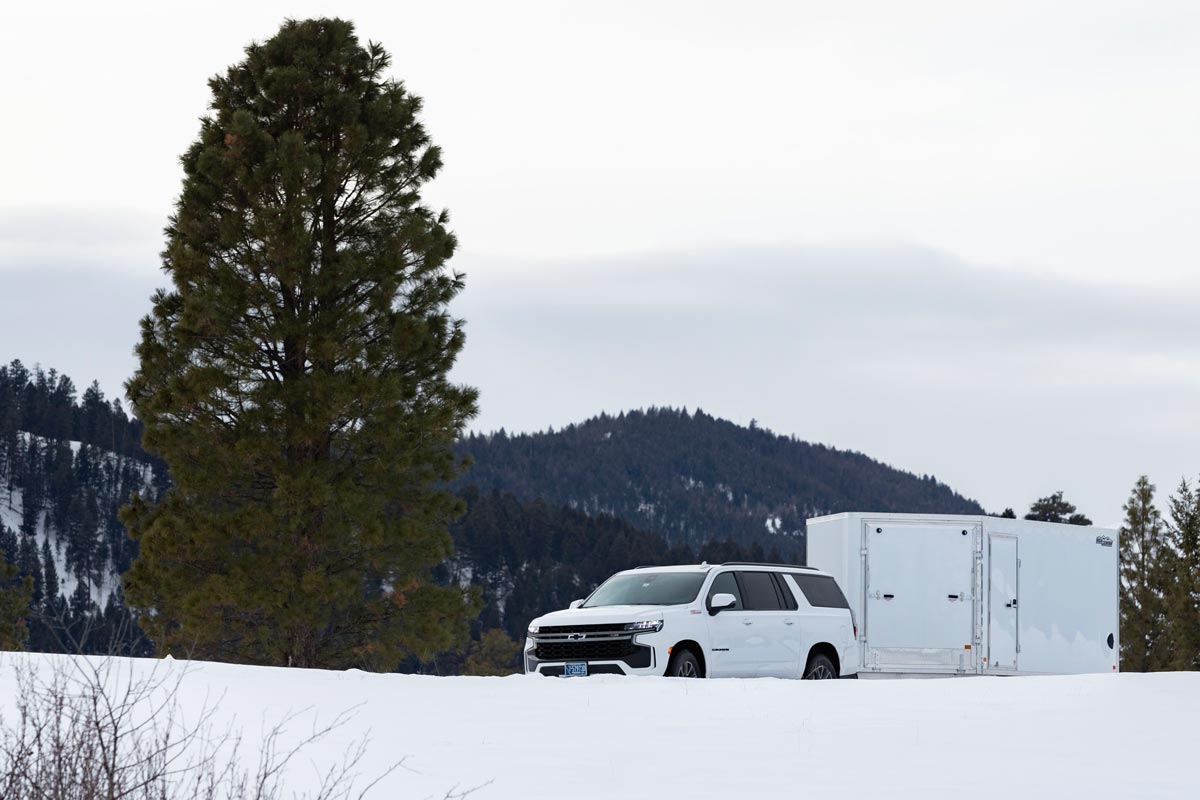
527;624;540;635
624;620;663;633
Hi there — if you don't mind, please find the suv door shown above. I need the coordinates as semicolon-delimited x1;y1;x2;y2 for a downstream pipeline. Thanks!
703;571;753;677
735;570;795;677
770;573;805;678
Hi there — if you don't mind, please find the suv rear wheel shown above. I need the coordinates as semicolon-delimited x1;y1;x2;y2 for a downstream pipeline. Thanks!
803;653;837;680
666;648;701;678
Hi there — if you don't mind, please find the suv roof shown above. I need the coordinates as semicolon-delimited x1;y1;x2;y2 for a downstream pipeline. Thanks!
625;562;830;577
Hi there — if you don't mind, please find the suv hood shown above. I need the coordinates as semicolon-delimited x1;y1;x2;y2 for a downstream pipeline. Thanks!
531;605;672;628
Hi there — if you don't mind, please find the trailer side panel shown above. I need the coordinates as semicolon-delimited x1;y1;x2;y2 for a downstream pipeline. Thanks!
987;519;1120;674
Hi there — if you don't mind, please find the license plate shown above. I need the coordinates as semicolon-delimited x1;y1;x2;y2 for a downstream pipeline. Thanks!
564;662;588;677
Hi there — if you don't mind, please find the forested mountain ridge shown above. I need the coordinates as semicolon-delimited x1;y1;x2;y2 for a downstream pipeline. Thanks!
457;407;984;557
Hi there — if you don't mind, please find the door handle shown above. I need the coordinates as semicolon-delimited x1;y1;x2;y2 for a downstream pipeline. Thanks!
742;619;753;625
784;619;795;625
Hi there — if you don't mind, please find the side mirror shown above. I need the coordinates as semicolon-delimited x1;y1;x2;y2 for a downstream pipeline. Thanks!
569;599;585;610
709;593;737;615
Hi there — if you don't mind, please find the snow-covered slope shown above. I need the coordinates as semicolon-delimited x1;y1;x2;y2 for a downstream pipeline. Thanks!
1;431;156;605
0;652;1194;799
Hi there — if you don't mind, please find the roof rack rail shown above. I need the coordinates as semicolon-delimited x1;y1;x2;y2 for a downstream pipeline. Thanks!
628;562;813;571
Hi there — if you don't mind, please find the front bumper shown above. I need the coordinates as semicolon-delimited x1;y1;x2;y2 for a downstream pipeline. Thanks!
524;629;668;676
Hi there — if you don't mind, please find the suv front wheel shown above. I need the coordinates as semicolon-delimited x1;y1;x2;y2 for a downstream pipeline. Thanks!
666;648;702;678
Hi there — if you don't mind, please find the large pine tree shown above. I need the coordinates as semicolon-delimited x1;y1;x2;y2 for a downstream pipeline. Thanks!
123;18;478;669
1117;476;1169;671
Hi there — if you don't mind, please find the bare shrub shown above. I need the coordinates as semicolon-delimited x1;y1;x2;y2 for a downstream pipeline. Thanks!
0;654;401;799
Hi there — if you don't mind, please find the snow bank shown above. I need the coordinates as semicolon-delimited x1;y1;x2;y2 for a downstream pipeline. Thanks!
0;652;1194;798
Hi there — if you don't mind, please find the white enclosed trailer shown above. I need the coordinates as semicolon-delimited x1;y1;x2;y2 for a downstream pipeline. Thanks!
806;512;1119;676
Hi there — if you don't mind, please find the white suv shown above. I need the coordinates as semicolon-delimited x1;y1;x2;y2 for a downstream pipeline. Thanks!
524;562;858;679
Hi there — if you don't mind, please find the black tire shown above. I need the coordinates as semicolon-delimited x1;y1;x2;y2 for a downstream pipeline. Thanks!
666;648;702;678
803;653;837;680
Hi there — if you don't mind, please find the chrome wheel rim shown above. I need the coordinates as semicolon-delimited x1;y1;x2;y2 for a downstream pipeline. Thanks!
676;659;698;678
807;664;835;680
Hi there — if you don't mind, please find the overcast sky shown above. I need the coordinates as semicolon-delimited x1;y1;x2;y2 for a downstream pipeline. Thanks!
2;1;1198;526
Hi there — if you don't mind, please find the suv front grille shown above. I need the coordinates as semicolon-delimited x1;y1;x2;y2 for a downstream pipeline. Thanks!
535;638;636;661
535;623;628;636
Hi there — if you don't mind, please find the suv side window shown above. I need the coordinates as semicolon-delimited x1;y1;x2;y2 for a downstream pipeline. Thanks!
738;571;783;611
792;574;851;609
707;571;743;610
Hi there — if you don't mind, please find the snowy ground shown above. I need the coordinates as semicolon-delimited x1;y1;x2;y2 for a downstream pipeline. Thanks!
0;652;1195;799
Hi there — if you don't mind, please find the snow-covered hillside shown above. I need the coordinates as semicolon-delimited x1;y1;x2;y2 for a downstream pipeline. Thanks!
1;431;157;606
0;652;1194;799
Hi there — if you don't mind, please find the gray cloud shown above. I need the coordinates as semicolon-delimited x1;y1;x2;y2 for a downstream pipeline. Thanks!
453;244;1200;526
0;206;165;247
1;238;1194;528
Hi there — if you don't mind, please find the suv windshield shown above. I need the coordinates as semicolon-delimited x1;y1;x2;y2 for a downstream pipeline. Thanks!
583;571;707;607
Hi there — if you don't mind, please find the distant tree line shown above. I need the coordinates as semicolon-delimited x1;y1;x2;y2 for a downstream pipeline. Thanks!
0;361;154;460
997;490;1092;524
1118;475;1200;672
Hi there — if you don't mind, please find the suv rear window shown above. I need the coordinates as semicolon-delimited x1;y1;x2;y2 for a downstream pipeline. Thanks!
791;574;850;609
738;571;783;610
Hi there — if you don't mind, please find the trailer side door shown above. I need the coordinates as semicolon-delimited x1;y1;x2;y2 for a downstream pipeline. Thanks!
864;520;979;673
987;534;1019;671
